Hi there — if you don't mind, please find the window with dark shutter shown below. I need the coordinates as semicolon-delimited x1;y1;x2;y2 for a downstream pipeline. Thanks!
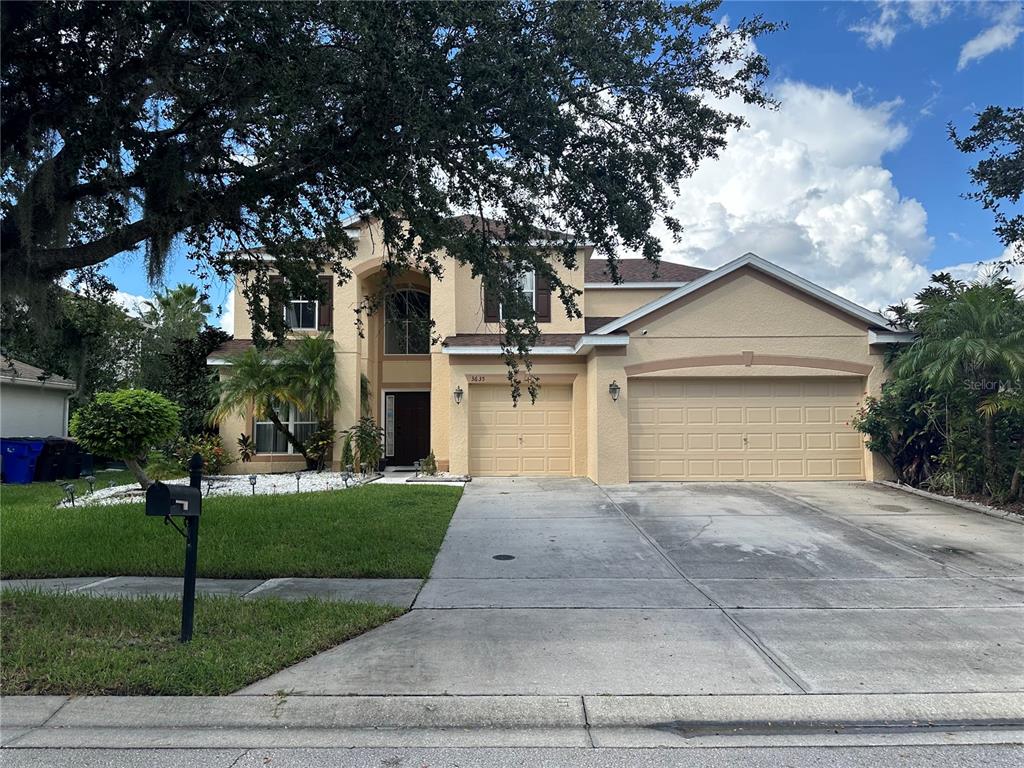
536;274;552;323
483;284;500;323
318;276;333;330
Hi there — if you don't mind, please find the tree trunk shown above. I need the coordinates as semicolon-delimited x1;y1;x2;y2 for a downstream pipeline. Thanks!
266;410;307;458
125;457;151;490
983;409;997;494
1010;442;1024;499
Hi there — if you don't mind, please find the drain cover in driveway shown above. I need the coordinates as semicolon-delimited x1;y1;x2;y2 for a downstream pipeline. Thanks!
492;554;516;561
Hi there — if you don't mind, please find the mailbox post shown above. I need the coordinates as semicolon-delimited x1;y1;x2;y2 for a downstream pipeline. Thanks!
182;453;203;642
145;453;204;642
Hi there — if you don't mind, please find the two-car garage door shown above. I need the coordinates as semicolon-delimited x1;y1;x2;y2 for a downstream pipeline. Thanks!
629;378;865;481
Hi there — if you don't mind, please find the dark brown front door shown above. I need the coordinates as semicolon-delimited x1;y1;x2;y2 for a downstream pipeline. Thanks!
390;392;430;466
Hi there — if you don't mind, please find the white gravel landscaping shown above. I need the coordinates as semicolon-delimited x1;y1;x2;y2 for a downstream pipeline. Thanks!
60;471;385;508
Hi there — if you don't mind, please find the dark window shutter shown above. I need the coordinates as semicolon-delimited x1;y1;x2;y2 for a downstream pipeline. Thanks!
483;284;500;323
269;276;285;323
318;276;333;330
536;274;552;323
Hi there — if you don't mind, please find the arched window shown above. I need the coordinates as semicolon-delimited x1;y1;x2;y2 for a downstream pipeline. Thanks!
384;290;430;355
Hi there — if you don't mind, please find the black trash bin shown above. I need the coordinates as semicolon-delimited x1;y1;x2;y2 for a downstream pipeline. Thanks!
34;438;68;482
61;440;82;479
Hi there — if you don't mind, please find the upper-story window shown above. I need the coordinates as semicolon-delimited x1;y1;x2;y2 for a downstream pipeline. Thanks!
285;298;318;330
484;270;550;323
384;290;430;355
499;271;536;321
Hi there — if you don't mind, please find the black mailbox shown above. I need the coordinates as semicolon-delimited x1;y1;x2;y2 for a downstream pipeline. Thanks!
144;455;204;643
146;482;202;518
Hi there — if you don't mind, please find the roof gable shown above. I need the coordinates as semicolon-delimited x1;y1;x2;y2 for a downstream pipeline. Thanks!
590;253;894;334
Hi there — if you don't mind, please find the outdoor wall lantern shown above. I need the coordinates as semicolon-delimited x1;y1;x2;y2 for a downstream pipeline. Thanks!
453;386;464;405
608;380;621;402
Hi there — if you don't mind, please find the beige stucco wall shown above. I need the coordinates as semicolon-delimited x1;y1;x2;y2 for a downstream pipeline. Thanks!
454;252;588;335
584;287;673;319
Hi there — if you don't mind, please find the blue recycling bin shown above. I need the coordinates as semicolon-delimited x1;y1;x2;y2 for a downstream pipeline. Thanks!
1;439;45;484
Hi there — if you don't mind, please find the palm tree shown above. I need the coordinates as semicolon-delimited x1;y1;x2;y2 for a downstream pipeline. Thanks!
895;274;1024;491
277;334;339;421
142;284;212;340
209;334;338;462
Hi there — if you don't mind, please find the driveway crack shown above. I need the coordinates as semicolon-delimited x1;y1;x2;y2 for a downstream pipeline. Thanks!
597;485;811;694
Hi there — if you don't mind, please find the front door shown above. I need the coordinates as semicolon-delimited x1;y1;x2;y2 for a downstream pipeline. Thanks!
388;391;431;466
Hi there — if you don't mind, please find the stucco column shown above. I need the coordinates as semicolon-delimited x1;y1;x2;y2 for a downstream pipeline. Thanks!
331;276;362;469
864;349;893;482
587;351;629;484
448;368;470;475
430;263;457;472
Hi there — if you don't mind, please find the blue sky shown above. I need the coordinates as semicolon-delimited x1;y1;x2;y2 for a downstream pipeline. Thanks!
106;0;1022;325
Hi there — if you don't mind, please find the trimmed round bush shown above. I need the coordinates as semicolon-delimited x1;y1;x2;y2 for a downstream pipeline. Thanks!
70;389;181;488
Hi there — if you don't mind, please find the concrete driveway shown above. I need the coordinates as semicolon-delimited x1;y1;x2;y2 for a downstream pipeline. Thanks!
241;479;1024;696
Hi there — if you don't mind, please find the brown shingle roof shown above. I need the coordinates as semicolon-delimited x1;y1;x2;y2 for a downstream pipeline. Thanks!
0;358;76;390
449;215;571;242
207;338;303;358
585;317;618;333
443;334;583;348
585;258;710;284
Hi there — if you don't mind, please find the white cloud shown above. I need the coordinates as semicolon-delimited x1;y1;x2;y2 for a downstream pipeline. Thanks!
218;289;235;334
110;290;151;318
850;1;953;48
957;3;1023;70
654;81;936;311
850;1;901;48
941;246;1024;286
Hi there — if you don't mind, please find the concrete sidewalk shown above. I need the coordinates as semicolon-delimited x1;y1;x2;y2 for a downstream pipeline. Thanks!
0;576;422;608
2;692;1022;750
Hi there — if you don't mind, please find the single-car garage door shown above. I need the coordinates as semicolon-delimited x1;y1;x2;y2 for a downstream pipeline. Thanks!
469;384;572;476
629;378;865;481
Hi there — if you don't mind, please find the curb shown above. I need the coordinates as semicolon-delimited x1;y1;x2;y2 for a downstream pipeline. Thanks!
2;693;1022;749
875;481;1023;525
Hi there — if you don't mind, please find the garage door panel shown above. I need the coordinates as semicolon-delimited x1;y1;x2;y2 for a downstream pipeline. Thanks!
629;377;865;481
746;433;773;450
687;408;714;424
836;432;863;450
746;407;773;424
659;433;685;450
806;433;833;450
469;384;572;477
716;433;744;450
776;433;804;450
687;434;714;450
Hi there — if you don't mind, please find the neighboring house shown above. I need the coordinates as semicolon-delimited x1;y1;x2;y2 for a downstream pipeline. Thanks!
210;217;908;483
0;358;76;438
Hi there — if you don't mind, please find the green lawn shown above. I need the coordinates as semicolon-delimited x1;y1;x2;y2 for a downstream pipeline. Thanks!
1;590;402;695
1;481;462;579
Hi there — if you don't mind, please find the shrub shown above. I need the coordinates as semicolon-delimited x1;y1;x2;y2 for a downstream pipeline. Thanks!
145;451;184;482
340;433;354;471
303;423;337;471
172;433;233;475
420;450;437;476
237;433;256;463
347;417;383;473
70;389;180;489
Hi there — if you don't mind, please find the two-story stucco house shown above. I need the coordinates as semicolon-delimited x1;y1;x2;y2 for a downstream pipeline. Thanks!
210;216;904;484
